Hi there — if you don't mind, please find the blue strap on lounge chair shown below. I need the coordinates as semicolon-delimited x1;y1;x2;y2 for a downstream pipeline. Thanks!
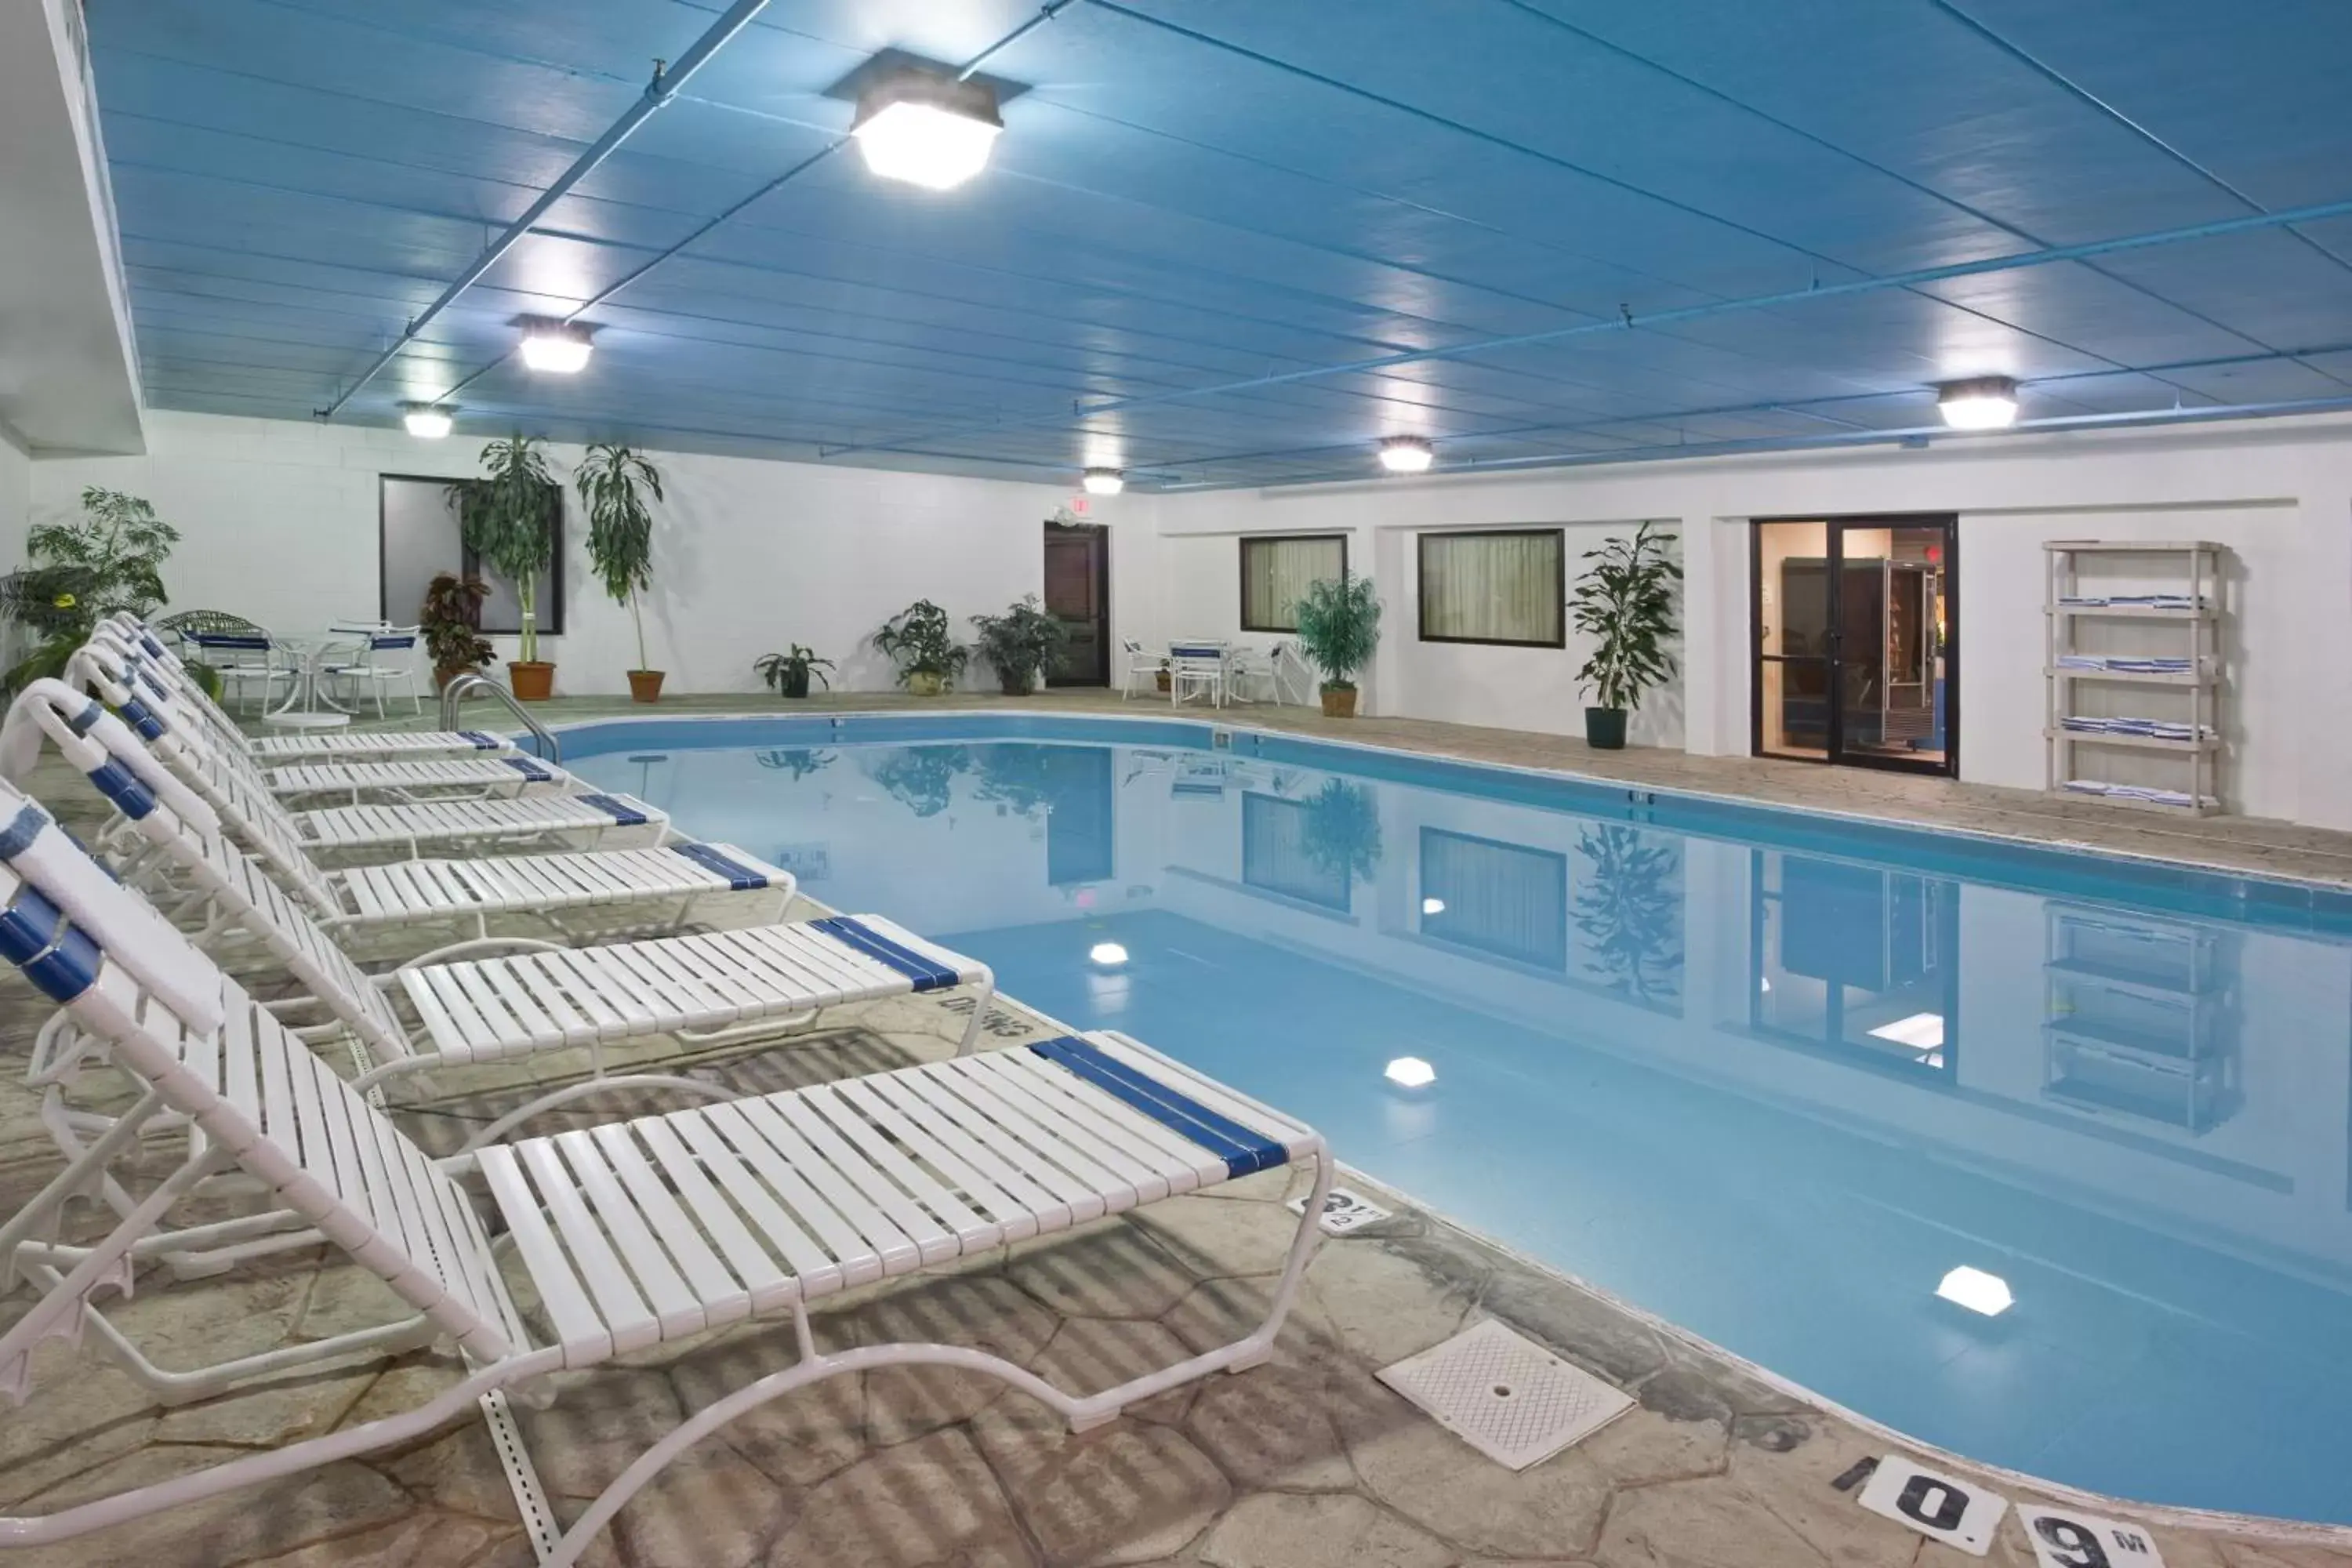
189;633;271;651
572;793;648;826
85;760;157;822
669;843;774;892
502;756;555;783
459;731;502;750
1029;1036;1287;1178
810;916;957;992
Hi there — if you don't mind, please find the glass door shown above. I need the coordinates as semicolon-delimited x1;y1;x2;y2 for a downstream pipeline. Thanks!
1753;517;1955;776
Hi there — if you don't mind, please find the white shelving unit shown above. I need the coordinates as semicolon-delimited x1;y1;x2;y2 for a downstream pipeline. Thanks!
2042;540;2224;815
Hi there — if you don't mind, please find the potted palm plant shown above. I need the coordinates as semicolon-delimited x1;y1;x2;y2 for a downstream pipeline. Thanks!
872;599;967;696
1570;522;1681;750
450;434;558;700
1291;575;1381;718
6;487;180;691
969;595;1072;695
576;443;666;702
419;572;494;690
754;645;835;699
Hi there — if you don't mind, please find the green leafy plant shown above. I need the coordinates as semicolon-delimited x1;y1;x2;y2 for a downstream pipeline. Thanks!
575;444;664;674
968;595;1071;695
448;434;557;665
867;745;971;818
1571;824;1684;1005
1291;575;1382;692
419;572;494;683
6;488;180;691
753;747;835;779
1299;777;1384;884
754;644;835;699
1570;522;1682;713
872;599;967;691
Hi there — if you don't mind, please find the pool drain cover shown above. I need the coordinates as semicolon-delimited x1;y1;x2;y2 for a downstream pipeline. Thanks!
1377;1319;1635;1471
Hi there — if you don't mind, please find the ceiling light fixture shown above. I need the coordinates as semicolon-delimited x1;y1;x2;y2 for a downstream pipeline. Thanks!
1936;1265;2014;1316
401;404;453;439
1936;376;2019;430
1083;468;1124;496
853;68;1003;190
518;319;593;374
1089;942;1128;967
1385;1056;1436;1089
1378;436;1435;474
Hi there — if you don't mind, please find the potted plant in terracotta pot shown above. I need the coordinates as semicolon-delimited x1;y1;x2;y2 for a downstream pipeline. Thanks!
970;594;1071;695
1291;574;1381;717
576;442;666;702
451;434;558;701
754;644;835;699
873;599;967;697
419;572;494;691
1570;521;1680;750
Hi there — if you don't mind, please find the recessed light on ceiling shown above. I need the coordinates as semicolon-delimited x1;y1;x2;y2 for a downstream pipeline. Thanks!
853;68;1003;190
401;404;453;439
1083;468;1124;496
1089;942;1128;967
518;319;593;374
1936;1265;2014;1316
1379;436;1435;474
1936;376;2018;430
1385;1055;1436;1088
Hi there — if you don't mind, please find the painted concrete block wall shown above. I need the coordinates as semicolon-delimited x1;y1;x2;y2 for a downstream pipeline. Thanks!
1145;416;2352;829
19;410;1149;696
0;427;27;555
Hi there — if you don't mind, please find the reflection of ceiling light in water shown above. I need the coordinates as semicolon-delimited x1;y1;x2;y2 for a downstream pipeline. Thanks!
1385;1056;1436;1088
1759;976;1772;994
1867;1012;1944;1051
1421;897;1445;916
1936;1265;2013;1316
1088;942;1128;967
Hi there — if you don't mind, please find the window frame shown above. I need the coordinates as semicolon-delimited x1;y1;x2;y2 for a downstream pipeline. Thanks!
1415;527;1567;649
1238;532;1350;633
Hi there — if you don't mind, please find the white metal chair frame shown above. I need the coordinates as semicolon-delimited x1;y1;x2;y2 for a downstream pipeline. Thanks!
1168;641;1229;709
319;620;425;721
181;626;295;716
0;804;1330;1567
1116;637;1161;700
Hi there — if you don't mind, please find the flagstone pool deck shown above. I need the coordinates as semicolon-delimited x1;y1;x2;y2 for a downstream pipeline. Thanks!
0;722;2347;1567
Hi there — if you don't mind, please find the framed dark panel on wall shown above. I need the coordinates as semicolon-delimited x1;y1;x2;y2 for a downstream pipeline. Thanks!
379;474;565;635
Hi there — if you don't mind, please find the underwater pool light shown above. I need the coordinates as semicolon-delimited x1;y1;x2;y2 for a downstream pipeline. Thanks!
1088;942;1128;967
1385;1056;1436;1089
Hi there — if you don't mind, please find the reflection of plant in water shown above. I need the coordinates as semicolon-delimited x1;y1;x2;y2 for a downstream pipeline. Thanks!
754;747;835;779
1572;825;1684;1004
1301;779;1383;883
866;746;971;818
973;746;1055;818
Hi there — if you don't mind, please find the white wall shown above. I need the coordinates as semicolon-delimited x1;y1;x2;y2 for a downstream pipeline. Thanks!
20;410;1153;695
0;424;27;551
1143;416;2352;830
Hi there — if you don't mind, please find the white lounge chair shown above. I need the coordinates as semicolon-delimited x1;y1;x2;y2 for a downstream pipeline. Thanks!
0;798;1330;1567
105;617;526;762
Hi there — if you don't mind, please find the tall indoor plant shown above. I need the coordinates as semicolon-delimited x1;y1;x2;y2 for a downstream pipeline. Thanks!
6;488;180;691
451;434;559;700
576;443;666;702
1291;575;1381;718
1570;521;1681;750
969;595;1071;695
872;599;967;697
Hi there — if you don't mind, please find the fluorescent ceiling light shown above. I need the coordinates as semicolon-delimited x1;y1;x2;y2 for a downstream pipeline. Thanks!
1385;1055;1436;1088
1083;468;1124;496
1088;942;1128;967
1937;376;2018;430
1867;1012;1945;1051
853;70;1003;191
401;405;452;439
1936;1265;2014;1316
519;321;593;374
1421;896;1445;916
1378;436;1435;474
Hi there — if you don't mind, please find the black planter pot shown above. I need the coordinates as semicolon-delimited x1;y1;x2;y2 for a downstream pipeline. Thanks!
781;670;811;699
1584;706;1628;750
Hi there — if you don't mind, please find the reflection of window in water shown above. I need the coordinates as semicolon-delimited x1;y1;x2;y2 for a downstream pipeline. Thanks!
1750;851;1956;1074
1419;828;1569;971
2043;906;2241;1134
1242;792;1352;911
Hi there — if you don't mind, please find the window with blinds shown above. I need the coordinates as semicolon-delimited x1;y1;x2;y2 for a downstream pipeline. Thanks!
1417;529;1565;647
1240;535;1348;632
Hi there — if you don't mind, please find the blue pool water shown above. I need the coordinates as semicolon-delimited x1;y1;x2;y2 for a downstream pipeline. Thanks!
569;714;2352;1523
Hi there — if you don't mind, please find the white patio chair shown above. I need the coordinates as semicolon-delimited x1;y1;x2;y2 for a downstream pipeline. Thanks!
1116;637;1160;700
1167;641;1229;709
180;625;294;715
0;795;1330;1568
319;620;425;720
104;616;521;762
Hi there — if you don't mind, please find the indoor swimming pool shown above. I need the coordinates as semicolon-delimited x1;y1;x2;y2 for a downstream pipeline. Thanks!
569;713;2352;1524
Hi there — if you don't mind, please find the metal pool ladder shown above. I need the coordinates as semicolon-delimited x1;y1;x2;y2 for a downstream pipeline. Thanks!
438;672;562;762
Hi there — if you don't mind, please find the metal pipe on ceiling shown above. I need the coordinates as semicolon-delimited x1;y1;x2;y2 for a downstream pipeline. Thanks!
818;189;2352;462
315;0;777;419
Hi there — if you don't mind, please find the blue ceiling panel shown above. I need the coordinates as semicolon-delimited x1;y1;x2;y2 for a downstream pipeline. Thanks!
82;0;2352;486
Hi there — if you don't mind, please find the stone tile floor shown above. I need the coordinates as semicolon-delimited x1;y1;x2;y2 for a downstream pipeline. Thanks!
2;735;2348;1566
